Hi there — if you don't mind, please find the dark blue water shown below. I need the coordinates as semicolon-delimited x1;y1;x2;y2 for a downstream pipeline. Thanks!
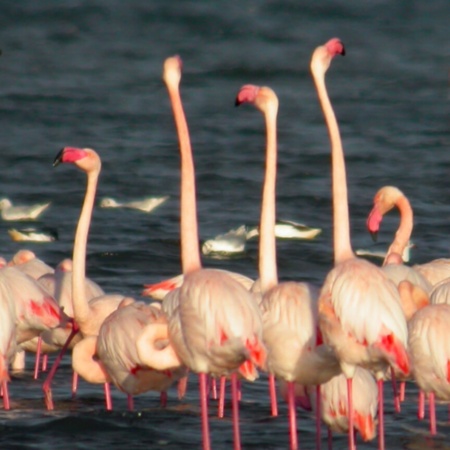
0;0;449;448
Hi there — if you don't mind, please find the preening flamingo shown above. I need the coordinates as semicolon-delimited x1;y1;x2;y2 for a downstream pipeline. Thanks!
408;303;450;434
43;147;126;410
236;83;339;450
161;55;265;450
312;38;409;450
95;298;185;409
366;186;431;320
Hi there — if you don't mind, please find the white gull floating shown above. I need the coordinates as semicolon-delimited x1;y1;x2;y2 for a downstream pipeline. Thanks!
99;195;169;213
0;198;51;221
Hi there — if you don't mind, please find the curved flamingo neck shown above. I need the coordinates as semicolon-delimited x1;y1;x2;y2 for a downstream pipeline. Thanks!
166;83;202;275
72;168;99;328
312;68;354;265
384;195;413;265
259;105;279;293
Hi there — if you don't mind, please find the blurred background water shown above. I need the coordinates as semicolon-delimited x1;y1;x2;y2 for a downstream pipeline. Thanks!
0;0;449;448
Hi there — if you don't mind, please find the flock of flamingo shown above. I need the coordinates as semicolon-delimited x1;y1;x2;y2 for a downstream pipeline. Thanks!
0;37;449;450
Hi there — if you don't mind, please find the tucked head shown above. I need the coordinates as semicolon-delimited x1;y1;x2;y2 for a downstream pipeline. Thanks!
235;85;279;116
53;147;101;173
163;55;182;89
310;37;345;76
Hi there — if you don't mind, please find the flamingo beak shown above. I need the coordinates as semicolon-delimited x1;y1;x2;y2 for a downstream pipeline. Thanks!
53;148;64;167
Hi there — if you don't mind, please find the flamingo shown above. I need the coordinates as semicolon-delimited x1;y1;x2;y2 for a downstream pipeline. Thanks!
312;38;409;450
408;303;450;435
95;298;186;410
236;83;339;450
8;249;54;279
366;186;431;320
160;55;266;450
43;147;126;410
0;276;17;409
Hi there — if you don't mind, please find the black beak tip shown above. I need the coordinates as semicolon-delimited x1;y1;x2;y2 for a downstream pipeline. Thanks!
370;231;378;242
235;98;241;107
53;148;64;167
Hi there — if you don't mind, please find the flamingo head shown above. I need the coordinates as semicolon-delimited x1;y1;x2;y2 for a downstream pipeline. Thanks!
310;37;345;76
53;147;101;174
235;84;279;117
163;55;182;89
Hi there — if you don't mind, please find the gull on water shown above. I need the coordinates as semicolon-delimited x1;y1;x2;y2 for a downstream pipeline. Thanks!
201;225;248;255
356;241;415;263
99;196;169;213
246;219;322;240
0;198;51;221
8;227;58;243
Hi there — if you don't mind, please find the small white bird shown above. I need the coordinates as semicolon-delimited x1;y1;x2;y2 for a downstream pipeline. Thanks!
246;219;322;240
201;225;248;255
0;198;51;221
8;227;58;243
356;241;414;263
99;196;169;213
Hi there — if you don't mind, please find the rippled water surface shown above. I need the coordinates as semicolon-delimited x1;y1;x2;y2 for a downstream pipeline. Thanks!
0;0;449;448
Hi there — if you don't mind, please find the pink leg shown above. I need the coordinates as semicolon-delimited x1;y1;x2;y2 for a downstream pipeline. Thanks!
33;336;42;380
390;367;400;413
72;371;78;398
218;377;226;418
418;390;425;420
269;374;278;417
287;381;298;450
346;378;355;450
177;374;188;399
316;385;321;450
400;381;405;402
2;381;10;410
237;379;242;402
378;379;385;450
160;391;168;407
231;373;241;450
104;383;112;411
127;395;134;411
211;377;217;400
429;392;436;435
42;354;48;372
199;373;211;450
42;326;79;410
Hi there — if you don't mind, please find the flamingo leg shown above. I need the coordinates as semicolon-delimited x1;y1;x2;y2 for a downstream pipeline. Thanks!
287;381;298;450
127;394;134;411
104;382;112;411
316;385;321;450
327;427;333;450
429;392;436;435
160;391;168;408
390;367;400;413
33;336;43;380
42;325;79;410
218;376;226;418
199;373;211;450
42;354;48;372
418;390;425;420
71;371;78;398
231;372;241;450
177;374;188;399
347;378;355;450
2;381;10;410
269;373;278;416
211;377;217;400
399;381;405;402
377;378;385;450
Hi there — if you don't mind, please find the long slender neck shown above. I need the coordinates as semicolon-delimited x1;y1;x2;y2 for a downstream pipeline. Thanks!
384;195;413;265
259;107;278;293
72;169;98;328
313;71;354;265
167;84;202;274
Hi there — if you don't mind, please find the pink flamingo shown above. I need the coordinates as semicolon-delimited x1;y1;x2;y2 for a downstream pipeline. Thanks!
408;303;450;435
0;275;17;409
43;147;126;410
161;55;266;450
236;84;340;450
8;249;54;279
95;298;186;410
312;38;409;450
